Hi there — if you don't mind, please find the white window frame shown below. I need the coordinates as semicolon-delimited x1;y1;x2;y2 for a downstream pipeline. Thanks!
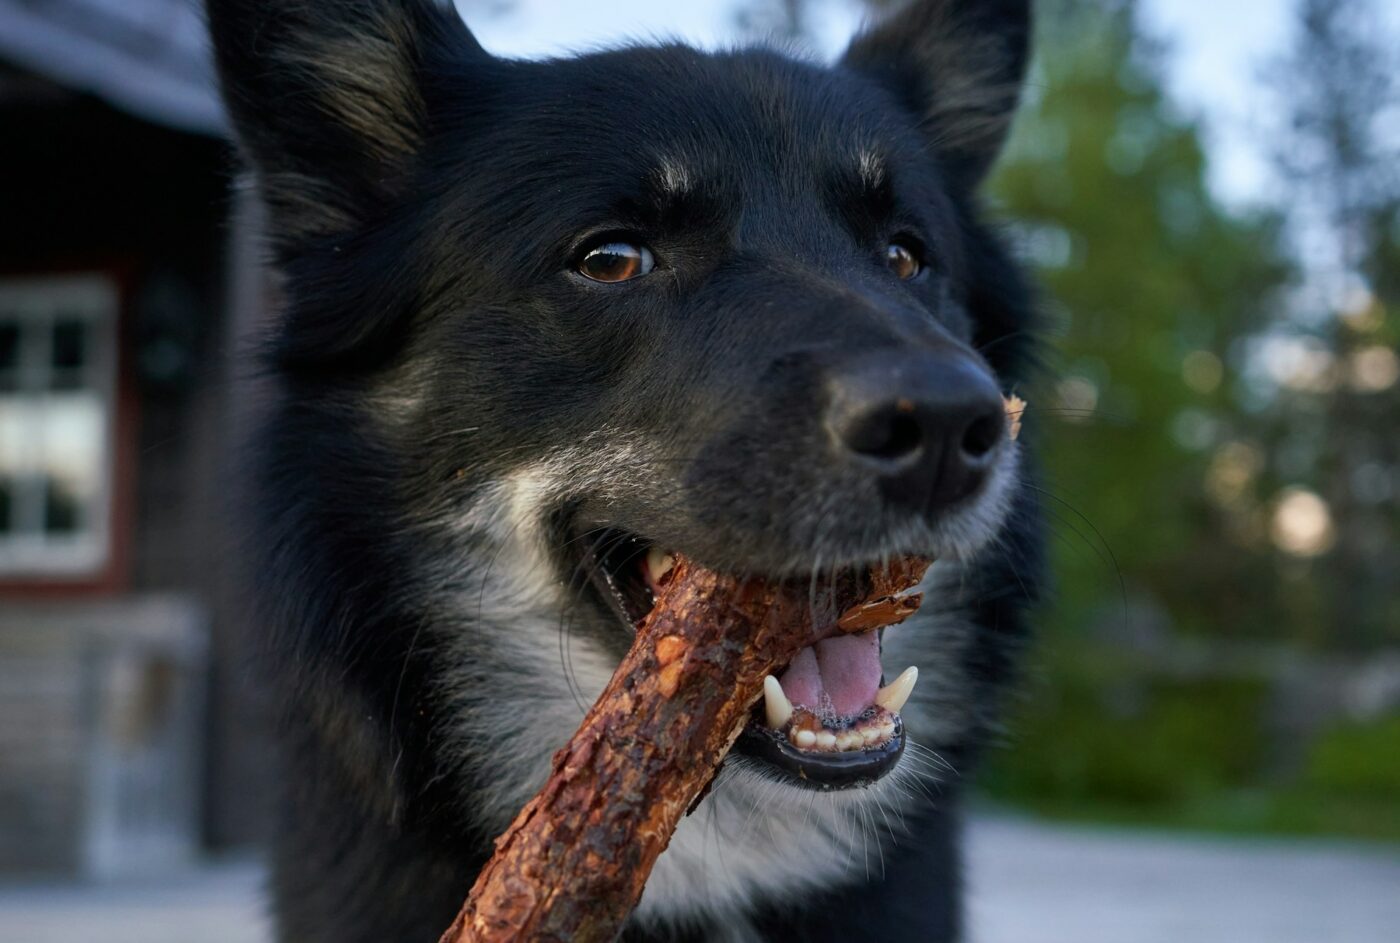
0;274;119;577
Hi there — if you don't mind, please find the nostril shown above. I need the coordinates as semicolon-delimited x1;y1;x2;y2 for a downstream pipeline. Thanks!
842;407;924;463
960;411;1003;460
823;351;1005;510
867;411;923;461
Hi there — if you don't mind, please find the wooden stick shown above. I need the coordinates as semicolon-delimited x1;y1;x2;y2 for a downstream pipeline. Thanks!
439;555;930;943
441;396;1022;941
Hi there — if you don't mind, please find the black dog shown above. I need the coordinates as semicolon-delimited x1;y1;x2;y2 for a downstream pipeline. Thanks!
206;0;1043;939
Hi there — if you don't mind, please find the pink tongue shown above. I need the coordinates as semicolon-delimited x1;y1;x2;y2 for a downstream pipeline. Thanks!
777;633;882;719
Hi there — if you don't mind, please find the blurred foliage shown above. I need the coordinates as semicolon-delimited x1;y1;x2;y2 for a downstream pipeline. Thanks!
1255;0;1400;649
980;640;1400;841
1305;714;1400;796
988;0;1294;645
980;647;1270;806
974;0;1400;839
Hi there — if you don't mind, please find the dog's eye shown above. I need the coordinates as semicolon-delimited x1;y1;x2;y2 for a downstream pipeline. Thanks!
578;242;656;283
886;241;923;280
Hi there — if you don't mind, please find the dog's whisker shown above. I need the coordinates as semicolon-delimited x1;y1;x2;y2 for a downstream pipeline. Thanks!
1023;482;1128;620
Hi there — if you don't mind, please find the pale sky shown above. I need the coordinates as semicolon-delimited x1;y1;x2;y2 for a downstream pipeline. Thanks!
1137;0;1291;206
457;0;1389;211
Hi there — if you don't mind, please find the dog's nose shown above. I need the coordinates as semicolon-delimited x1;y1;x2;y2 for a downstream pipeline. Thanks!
825;349;1006;511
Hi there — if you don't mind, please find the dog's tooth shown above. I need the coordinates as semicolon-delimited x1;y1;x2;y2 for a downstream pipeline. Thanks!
874;666;919;713
815;730;837;751
793;729;817;749
646;546;676;585
861;726;883;744
763;676;793;730
836;731;860;751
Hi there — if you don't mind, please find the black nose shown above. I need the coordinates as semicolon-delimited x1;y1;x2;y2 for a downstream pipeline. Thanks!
825;349;1006;512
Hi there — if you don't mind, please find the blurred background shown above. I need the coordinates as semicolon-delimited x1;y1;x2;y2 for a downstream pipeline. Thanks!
0;0;1396;940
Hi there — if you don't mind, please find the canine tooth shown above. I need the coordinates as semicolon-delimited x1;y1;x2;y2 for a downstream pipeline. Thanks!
874;666;918;713
878;721;896;739
837;731;860;751
815;731;837;751
763;676;793;730
861;726;882;744
793;729;817;749
646;546;676;585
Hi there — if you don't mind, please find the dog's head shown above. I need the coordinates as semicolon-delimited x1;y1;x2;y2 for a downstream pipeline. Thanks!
211;0;1040;925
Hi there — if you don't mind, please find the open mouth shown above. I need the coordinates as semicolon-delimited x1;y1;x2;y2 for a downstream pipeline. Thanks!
580;529;921;791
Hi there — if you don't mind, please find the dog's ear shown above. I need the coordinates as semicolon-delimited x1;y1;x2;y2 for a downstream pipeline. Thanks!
842;0;1031;189
206;0;482;253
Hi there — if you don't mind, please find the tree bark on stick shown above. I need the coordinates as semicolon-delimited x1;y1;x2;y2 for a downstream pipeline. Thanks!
438;555;930;943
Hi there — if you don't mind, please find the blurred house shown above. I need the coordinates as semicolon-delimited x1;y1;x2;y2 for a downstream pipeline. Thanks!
0;0;271;876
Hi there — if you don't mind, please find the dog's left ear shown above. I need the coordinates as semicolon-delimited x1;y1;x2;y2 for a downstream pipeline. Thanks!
206;0;484;255
842;0;1031;189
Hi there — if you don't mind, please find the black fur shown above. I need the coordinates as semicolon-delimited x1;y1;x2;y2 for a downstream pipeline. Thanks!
208;1;1045;940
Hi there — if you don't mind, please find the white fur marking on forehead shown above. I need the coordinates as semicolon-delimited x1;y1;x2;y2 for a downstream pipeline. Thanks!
857;148;886;189
657;157;693;195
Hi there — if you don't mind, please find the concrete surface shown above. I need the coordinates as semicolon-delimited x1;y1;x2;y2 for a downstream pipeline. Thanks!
0;858;269;943
965;817;1400;943
1;818;1397;942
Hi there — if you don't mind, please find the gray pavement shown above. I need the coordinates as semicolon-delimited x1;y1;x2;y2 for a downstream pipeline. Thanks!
0;818;1397;942
965;817;1400;943
0;858;269;943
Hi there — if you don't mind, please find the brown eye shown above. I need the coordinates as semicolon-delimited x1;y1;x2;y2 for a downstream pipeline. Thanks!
886;241;923;280
578;242;655;283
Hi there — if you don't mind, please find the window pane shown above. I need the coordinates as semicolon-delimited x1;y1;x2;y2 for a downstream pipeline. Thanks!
0;323;18;392
0;275;115;575
41;392;104;512
51;318;88;391
43;477;81;534
0;477;11;535
0;396;30;483
0;398;41;539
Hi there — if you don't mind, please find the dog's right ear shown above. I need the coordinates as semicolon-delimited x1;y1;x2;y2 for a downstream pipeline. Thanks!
206;0;483;254
842;0;1031;191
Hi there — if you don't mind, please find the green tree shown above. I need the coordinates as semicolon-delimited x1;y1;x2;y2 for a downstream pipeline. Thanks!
1259;0;1400;649
989;0;1292;644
